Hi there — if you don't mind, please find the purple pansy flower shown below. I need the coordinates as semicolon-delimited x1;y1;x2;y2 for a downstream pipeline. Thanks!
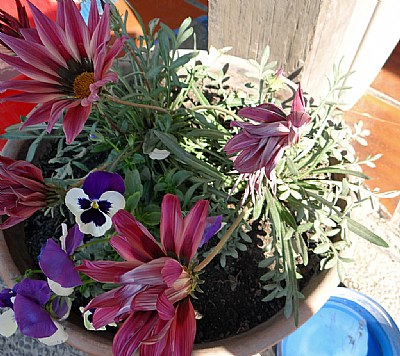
0;279;68;345
39;224;84;296
199;215;223;247
65;171;125;236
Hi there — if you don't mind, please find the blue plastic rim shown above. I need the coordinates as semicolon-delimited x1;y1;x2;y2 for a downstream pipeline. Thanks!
277;287;400;356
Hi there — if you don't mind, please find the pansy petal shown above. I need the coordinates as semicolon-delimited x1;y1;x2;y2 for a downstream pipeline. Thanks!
64;224;84;256
39;239;82;288
82;171;125;199
38;321;68;346
200;215;223;247
13;294;57;338
13;279;50;306
51;296;72;320
0;309;18;337
98;191;125;217
77;211;112;237
65;188;89;215
47;278;75;297
0;289;14;308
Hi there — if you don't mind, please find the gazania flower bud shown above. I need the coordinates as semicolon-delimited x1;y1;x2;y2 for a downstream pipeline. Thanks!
0;156;60;229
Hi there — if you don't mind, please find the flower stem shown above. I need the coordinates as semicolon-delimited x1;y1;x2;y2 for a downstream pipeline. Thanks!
105;95;169;114
194;209;247;272
76;237;110;251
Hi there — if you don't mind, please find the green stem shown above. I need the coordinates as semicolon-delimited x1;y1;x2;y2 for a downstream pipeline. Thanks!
189;105;243;122
105;94;169;114
76;237;110;251
194;209;247;272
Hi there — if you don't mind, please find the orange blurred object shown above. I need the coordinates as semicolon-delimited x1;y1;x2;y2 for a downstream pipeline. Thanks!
114;0;208;36
1;0;57;23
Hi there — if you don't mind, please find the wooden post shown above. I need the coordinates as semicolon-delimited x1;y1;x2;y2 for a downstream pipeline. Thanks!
208;0;400;108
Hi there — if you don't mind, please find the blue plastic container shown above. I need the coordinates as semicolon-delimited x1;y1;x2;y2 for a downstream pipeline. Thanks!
277;287;400;356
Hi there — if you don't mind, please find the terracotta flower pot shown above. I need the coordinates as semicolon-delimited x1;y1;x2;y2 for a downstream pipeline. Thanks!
0;139;339;356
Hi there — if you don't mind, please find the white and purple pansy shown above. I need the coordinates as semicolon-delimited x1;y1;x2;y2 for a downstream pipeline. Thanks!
39;224;84;296
0;279;68;345
65;171;125;237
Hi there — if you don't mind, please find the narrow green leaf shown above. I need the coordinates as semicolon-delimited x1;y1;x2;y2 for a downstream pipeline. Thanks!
346;217;389;247
154;131;223;180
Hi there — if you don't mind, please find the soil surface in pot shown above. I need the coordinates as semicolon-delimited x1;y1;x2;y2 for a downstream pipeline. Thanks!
22;141;320;344
25;214;319;344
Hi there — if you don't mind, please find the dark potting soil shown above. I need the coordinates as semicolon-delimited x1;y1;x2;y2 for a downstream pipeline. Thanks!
23;140;320;344
25;213;319;344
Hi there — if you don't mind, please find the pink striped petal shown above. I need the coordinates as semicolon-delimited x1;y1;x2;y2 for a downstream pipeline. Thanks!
112;311;158;356
121;257;171;286
238;106;286;123
28;2;75;63
160;194;183;255
0;215;27;229
85;286;125;310
76;260;140;283
179;199;209;260
156;293;175;321
63;0;90;60
0;53;59;84
291;84;306;113
88;0;101;35
19;29;41;44
0;33;61;75
112;210;166;262
101;36;126;77
171;298;196;356
48;99;77;132
1;92;64;103
132;286;165;311
141;317;173;347
0;80;58;94
62;103;92;144
89;3;110;58
92;306;120;329
258;103;287;117
21;102;53;128
161;259;183;288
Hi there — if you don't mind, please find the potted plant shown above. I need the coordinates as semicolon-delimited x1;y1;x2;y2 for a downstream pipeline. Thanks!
0;1;389;355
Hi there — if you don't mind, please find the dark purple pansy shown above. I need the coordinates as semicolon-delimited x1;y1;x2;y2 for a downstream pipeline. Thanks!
39;224;84;296
65;171;125;237
51;296;71;320
12;279;55;338
0;288;15;309
199;215;223;247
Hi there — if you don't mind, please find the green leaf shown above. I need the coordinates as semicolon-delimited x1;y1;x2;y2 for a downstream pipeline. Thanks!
311;167;370;180
26;131;46;162
346;217;389;247
170;52;198;70
154;131;223;180
126;191;141;213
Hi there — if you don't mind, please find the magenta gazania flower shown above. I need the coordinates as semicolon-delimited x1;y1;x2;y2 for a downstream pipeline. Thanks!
0;0;125;144
0;155;57;229
76;194;212;356
224;85;311;198
0;0;30;52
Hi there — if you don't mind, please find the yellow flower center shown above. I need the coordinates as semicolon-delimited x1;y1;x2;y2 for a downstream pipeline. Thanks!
73;72;95;99
91;201;99;209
